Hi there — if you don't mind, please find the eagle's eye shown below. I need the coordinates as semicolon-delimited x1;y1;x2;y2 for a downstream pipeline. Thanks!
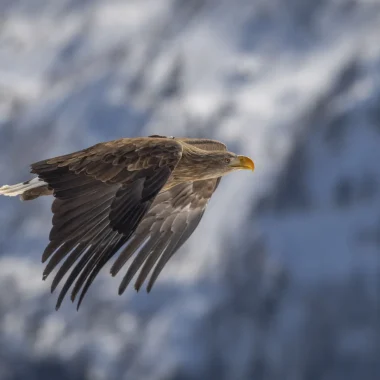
224;158;231;164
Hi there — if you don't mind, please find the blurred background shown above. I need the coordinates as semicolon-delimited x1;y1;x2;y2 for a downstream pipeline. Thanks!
0;0;380;379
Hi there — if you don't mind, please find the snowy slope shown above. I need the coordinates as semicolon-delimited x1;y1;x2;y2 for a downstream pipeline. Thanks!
1;1;380;379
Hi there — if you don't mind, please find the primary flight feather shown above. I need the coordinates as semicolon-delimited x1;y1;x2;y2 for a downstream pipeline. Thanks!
0;135;254;310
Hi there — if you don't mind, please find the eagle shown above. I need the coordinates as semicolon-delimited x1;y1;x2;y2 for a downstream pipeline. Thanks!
0;135;254;310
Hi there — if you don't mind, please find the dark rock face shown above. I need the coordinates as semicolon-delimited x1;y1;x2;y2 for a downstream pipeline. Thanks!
1;1;380;379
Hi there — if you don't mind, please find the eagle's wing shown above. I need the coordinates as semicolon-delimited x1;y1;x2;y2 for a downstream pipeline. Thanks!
110;138;226;294
110;178;221;294
31;138;183;309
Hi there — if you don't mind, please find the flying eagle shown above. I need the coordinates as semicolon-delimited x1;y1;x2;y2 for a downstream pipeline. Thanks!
0;135;254;310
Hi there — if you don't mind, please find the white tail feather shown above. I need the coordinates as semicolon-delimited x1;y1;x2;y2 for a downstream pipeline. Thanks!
0;177;47;198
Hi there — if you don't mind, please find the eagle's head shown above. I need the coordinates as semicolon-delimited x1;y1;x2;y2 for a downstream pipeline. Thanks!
173;147;254;182
208;151;255;177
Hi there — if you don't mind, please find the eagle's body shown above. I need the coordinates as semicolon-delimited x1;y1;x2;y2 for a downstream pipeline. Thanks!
0;135;254;310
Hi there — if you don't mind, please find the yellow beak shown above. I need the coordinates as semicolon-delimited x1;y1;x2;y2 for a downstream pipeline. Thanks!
231;155;255;171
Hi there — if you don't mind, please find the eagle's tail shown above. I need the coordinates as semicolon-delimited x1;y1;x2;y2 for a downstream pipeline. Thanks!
0;177;52;201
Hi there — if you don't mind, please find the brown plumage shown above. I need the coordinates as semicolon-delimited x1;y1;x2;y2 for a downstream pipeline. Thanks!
0;135;254;310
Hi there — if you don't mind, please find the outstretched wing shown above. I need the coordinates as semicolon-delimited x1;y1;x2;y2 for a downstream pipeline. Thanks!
110;177;221;293
31;137;183;309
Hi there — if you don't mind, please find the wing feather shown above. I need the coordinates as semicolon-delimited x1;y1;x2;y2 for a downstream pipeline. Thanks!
76;234;129;310
134;236;171;292
118;235;164;293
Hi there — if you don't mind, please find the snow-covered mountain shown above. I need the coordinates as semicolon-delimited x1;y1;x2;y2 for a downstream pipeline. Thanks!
1;1;380;379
